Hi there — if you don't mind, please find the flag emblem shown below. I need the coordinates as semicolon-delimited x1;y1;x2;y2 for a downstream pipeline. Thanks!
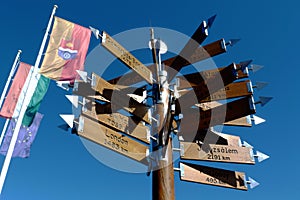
58;40;78;60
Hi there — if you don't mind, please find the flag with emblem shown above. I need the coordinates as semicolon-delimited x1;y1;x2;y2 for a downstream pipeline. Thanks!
0;113;43;158
39;17;91;82
0;62;32;118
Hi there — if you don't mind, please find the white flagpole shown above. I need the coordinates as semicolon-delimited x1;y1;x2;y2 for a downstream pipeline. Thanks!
0;5;58;194
0;50;22;109
0;119;9;146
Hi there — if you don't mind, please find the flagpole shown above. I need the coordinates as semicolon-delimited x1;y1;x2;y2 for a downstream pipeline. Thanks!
0;50;22;109
0;5;58;194
0;119;9;146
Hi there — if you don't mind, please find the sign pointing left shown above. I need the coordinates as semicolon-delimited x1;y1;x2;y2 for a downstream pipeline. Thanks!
101;31;153;84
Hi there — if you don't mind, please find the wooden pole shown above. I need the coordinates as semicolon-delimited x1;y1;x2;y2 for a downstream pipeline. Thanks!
152;137;175;200
152;87;175;200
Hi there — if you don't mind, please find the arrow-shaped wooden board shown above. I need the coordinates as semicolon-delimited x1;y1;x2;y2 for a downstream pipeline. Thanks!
180;142;255;164
102;31;153;84
77;115;148;164
180;162;248;190
196;101;252;127
73;73;151;124
82;103;150;144
177;63;240;107
180;96;256;131
177;62;249;89
199;80;253;102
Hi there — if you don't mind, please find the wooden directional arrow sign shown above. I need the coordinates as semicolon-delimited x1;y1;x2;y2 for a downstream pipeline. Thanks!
82;103;150;144
180;142;255;164
196;102;252;127
178;63;240;107
77;115;148;164
199;80;253;103
108;39;227;86
180;96;256;131
179;162;248;190
73;73;151;124
102;31;153;84
177;62;249;89
93;73;151;123
163;17;214;81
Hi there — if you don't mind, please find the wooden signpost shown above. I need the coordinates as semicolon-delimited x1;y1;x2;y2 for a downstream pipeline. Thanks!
179;162;248;190
77;115;149;164
60;15;270;200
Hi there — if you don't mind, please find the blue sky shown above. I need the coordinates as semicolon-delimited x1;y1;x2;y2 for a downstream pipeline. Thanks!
0;0;299;199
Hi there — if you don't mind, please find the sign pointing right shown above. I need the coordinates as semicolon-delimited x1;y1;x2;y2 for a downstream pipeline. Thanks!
179;162;248;190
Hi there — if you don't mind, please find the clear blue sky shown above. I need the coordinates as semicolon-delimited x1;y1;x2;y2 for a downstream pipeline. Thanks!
0;0;299;199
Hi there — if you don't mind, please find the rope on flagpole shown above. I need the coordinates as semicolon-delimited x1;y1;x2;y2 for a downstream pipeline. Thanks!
0;5;58;194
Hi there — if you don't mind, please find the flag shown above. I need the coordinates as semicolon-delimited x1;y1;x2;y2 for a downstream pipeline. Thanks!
39;17;91;82
0;113;44;158
0;62;32;118
22;75;50;127
12;66;34;118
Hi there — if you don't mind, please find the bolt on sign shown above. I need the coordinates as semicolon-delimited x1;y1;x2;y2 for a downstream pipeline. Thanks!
101;31;153;84
77;115;148;164
180;142;255;164
180;162;248;190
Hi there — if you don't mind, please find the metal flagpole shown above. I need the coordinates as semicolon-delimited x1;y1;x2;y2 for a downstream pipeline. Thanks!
0;120;9;146
0;50;22;109
0;5;58;194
